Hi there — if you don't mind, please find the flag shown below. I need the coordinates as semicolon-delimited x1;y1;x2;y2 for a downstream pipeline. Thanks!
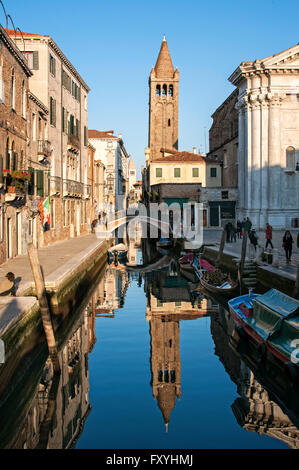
43;197;50;228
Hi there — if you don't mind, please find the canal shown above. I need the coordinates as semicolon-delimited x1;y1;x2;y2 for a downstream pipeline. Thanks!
0;241;298;449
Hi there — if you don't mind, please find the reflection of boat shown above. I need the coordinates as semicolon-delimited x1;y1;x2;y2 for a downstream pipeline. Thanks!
229;289;299;382
156;238;172;248
108;243;128;261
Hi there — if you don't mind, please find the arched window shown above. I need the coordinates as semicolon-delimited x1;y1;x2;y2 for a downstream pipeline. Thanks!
162;84;167;97
11;141;17;171
168;85;173;97
168;118;171;127
10;68;15;109
156;85;161;97
286;146;295;170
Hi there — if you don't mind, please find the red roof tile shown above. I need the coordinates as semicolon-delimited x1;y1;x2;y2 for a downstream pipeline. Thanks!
88;130;117;139
5;28;49;38
154;151;205;162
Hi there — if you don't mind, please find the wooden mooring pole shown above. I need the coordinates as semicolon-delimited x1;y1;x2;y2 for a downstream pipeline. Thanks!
27;243;60;374
216;228;226;268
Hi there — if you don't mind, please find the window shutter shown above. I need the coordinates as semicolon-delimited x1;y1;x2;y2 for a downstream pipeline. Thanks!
33;51;39;70
62;107;65;132
0;156;3;184
36;170;44;196
53;99;56;127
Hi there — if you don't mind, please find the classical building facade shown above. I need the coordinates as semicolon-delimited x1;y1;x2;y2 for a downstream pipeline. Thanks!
229;43;299;229
88;130;129;213
7;28;91;243
148;36;179;161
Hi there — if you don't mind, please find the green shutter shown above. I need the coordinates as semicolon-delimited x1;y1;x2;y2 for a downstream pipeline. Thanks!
53;99;56;127
36;170;44;197
33;51;39;70
156;168;162;178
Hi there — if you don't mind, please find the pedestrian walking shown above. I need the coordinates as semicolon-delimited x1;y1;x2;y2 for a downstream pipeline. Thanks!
265;223;274;249
249;229;258;252
236;220;242;239
244;217;252;233
282;231;294;262
231;223;237;242
224;222;230;243
241;219;245;238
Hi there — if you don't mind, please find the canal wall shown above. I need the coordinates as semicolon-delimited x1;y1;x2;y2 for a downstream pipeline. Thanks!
202;245;296;297
0;238;111;393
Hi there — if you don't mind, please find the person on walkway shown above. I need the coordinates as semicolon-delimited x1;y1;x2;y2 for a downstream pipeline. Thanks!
0;272;16;296
282;231;294;263
224;222;230;243
231;223;237;242
236;220;242;239
241;219;246;238
265;223;274;249
244;217;252;233
249;229;258;252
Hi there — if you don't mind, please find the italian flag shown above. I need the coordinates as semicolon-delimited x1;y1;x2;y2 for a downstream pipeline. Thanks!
43;197;50;227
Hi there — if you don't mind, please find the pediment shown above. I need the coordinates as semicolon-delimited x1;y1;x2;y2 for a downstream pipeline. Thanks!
262;44;299;68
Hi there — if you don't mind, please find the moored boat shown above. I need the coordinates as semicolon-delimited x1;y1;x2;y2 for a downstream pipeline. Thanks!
156;238;172;248
228;288;299;382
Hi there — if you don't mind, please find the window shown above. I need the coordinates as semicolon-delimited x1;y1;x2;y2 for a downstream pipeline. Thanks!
62;107;65;132
210;167;217;178
24;51;39;70
286;146;295;170
156;168;162;178
222;191;229;200
76;118;79;138
32;113;36;141
11;68;15;110
50;97;56;126
49;54;56;76
168;85;173;97
192;168;199;177
156;85;161;97
168;118;171;127
162;84;167;97
174;168;181;178
22;81;26;118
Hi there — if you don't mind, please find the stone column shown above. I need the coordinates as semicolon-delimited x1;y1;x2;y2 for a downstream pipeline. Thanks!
244;101;250;214
251;96;261;228
268;93;282;223
260;95;269;228
237;102;245;213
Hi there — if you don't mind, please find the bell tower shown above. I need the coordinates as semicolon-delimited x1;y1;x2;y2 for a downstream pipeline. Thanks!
148;36;179;161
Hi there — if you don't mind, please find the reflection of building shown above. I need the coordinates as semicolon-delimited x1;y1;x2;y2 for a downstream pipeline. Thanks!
146;270;218;431
8;306;92;449
210;307;299;449
92;266;130;317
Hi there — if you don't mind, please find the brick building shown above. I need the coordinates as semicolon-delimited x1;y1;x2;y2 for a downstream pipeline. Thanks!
148;36;179;161
0;25;32;263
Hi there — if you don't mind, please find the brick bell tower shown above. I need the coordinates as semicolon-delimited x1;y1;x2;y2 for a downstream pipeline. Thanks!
148;36;179;161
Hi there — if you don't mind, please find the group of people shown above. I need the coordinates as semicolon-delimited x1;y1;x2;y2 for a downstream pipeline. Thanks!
224;218;298;263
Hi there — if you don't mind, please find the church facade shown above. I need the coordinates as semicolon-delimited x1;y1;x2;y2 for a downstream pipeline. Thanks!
229;44;299;229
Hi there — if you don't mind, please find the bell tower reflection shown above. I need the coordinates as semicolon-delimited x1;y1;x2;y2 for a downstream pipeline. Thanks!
146;269;218;431
150;315;181;432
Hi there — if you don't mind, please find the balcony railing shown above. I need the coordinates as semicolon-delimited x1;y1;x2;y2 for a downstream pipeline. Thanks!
38;140;51;156
67;133;80;150
63;179;84;196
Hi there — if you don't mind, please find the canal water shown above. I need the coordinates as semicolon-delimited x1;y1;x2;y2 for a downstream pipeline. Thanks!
0;242;298;449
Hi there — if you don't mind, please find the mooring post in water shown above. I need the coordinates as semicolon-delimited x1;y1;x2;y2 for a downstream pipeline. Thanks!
27;243;60;374
238;231;248;281
216;228;226;268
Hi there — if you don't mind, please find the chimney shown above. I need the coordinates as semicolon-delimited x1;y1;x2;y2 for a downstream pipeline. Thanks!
193;147;197;154
118;133;123;140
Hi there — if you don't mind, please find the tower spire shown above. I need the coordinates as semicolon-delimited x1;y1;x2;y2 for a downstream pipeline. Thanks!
154;37;174;78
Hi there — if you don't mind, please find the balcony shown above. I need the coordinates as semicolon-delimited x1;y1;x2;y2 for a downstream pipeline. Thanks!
49;175;62;196
38;140;51;157
63;179;84;197
67;133;80;152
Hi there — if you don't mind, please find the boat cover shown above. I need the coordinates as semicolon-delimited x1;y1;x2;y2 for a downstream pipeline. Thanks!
108;243;127;252
251;289;299;341
179;253;194;264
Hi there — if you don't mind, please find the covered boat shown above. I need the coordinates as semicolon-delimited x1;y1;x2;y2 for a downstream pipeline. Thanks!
228;288;299;381
156;238;172;248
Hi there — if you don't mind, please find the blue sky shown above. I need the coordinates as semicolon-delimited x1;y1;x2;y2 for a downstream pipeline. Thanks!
4;0;299;175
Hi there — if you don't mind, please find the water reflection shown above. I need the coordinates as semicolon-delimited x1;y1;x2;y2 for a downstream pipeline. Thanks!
1;241;299;449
